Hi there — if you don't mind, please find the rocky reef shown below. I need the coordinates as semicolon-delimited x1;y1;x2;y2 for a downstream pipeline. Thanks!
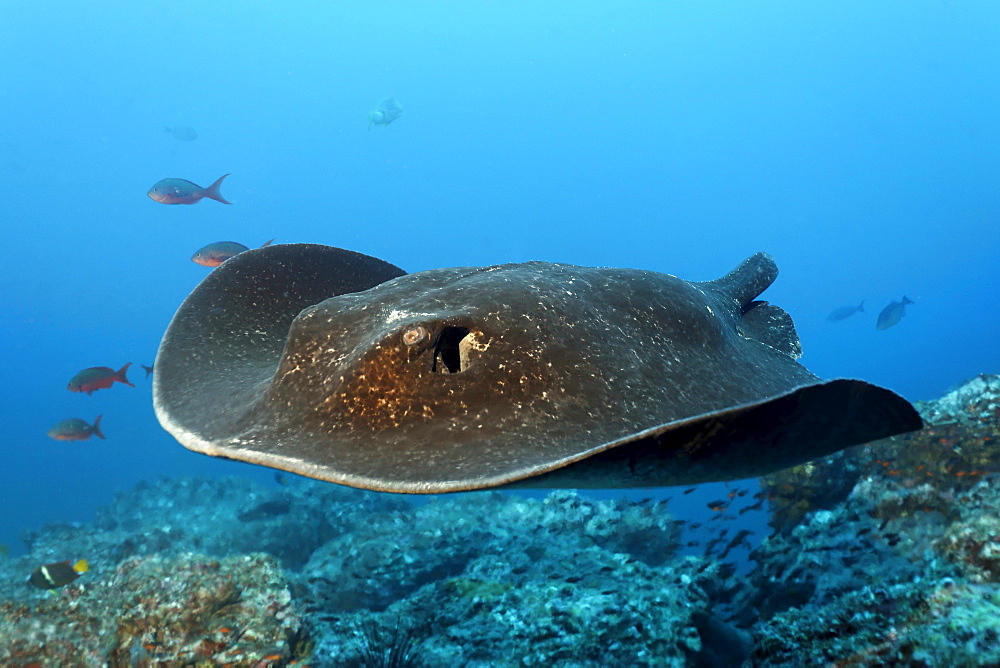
0;551;302;666
0;374;997;665
748;374;1000;665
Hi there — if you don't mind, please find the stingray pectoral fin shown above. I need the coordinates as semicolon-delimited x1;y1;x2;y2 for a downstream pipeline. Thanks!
514;379;923;490
740;301;802;359
153;244;407;444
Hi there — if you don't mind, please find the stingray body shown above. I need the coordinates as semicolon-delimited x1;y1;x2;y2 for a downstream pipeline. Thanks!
153;244;921;493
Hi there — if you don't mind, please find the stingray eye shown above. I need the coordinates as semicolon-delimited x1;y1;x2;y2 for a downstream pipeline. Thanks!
402;325;429;347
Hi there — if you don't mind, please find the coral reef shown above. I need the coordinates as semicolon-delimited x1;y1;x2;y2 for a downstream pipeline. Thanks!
746;374;1000;664
2;374;999;664
297;492;742;665
0;552;302;666
761;373;1000;533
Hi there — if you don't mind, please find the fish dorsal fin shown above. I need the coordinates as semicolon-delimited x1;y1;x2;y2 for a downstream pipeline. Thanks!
740;301;802;359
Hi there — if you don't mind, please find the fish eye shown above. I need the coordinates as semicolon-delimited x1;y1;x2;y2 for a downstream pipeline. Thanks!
402;325;429;347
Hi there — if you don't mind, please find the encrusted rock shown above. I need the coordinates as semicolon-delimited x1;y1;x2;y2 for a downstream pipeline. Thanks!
0;552;304;667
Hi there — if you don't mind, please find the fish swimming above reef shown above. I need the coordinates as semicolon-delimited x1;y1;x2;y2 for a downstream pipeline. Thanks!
192;241;249;267
153;244;923;494
164;125;198;141
68;363;134;394
28;559;88;589
368;97;403;131
827;300;865;322
47;416;104;441
147;175;231;205
191;239;275;267
876;296;915;331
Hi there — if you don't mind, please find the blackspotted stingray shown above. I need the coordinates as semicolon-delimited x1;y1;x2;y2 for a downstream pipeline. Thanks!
153;244;922;493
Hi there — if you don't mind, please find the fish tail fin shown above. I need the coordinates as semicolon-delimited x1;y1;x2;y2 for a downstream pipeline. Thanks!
92;415;105;440
858;300;865;313
902;295;914;305
116;362;135;388
204;174;232;205
141;364;154;378
261;238;276;248
72;559;89;573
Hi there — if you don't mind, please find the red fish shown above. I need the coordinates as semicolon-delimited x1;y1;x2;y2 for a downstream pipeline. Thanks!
147;174;231;205
67;363;134;394
191;241;249;267
191;238;276;267
47;416;104;441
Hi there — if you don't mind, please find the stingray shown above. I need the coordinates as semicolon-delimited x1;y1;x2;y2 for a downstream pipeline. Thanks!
153;244;922;493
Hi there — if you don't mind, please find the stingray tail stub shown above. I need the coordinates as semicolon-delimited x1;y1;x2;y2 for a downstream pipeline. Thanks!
710;252;778;306
710;253;802;359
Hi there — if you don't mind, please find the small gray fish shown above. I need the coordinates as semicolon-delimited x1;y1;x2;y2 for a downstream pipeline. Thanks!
368;98;403;131
876;296;914;331
827;300;865;322
165;126;198;141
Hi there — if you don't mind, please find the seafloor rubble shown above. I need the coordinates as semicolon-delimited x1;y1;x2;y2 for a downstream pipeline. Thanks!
0;374;997;666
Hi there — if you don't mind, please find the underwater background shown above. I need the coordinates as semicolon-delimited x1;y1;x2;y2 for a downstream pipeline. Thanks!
1;1;999;665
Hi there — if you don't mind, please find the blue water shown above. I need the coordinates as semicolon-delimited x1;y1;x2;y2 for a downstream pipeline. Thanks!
1;1;997;559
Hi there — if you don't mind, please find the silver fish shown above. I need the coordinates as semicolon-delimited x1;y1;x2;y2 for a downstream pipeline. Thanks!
165;126;198;141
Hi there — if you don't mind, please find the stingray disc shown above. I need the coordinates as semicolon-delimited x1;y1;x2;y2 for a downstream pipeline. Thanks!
153;244;922;493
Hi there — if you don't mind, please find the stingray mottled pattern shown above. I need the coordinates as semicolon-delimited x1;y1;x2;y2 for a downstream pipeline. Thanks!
153;244;922;493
